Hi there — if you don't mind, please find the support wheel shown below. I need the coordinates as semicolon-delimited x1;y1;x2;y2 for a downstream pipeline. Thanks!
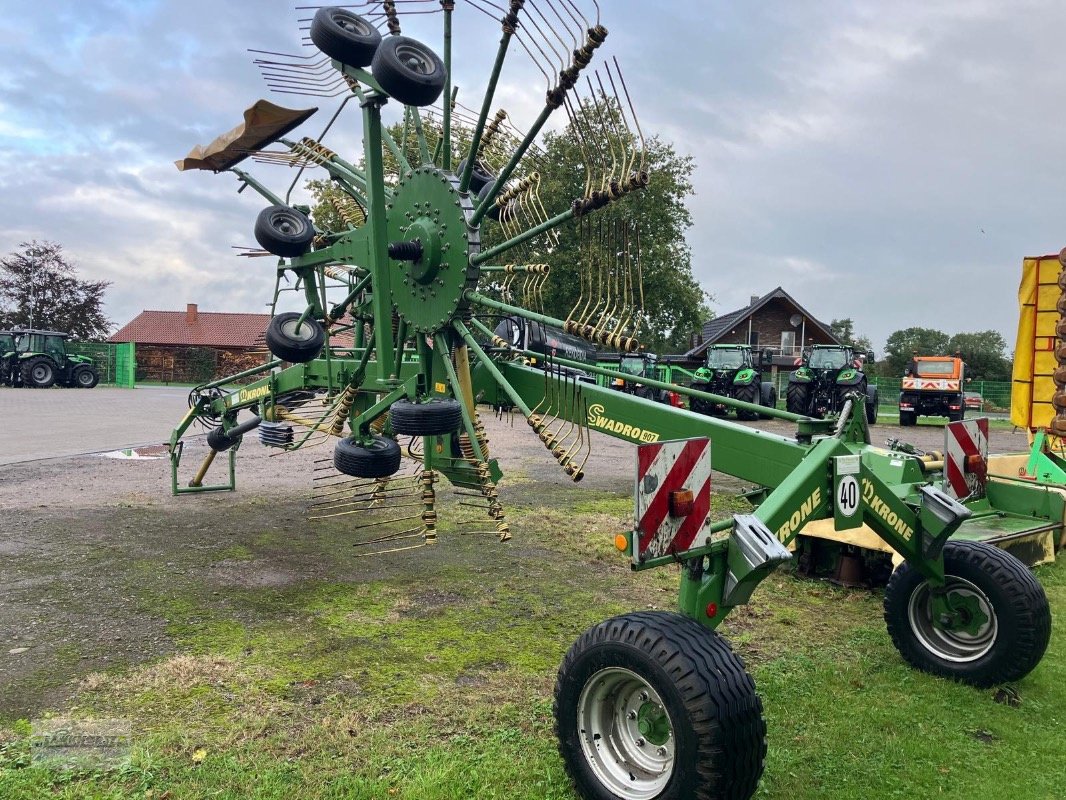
73;366;99;388
883;541;1051;687
310;7;381;67
758;382;776;419
457;157;495;193
254;205;315;258
389;398;463;436
554;611;765;800
785;381;808;415
264;313;326;363
371;35;447;107
334;434;402;478
21;357;55;388
733;383;759;421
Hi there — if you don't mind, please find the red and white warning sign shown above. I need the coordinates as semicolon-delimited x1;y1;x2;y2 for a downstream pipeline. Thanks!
634;437;711;561
944;418;989;500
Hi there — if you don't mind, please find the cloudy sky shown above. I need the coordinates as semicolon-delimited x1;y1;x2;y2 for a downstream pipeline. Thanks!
2;0;1064;352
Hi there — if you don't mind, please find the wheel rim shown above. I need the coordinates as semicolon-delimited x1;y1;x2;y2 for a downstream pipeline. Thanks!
279;318;318;342
333;12;371;36
908;576;998;662
395;43;436;76
78;371;93;386
270;210;304;236
576;667;675;800
33;365;51;381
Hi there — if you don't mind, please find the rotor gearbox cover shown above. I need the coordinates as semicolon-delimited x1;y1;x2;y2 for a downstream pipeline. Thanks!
387;167;479;334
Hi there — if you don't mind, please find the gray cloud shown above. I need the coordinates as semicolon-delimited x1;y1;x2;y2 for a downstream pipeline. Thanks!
1;0;1064;354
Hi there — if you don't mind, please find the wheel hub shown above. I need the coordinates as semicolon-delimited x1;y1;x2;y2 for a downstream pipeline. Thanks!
909;577;997;662
387;166;479;334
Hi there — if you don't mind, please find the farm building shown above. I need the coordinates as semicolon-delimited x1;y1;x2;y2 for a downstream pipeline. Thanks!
109;304;270;383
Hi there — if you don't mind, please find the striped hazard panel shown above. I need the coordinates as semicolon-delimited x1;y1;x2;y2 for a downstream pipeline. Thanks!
634;437;711;562
944;418;989;500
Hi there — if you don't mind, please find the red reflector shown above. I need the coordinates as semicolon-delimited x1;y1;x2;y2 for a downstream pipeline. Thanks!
705;602;718;618
668;489;694;517
965;454;983;472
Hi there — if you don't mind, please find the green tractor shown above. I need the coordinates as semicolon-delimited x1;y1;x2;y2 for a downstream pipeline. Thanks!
0;331;16;386
689;344;776;419
786;344;877;422
10;330;100;389
611;352;684;407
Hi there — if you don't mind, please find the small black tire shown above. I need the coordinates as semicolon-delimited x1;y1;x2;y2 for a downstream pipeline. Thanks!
883;541;1051;687
478;180;504;221
899;410;917;426
948;408;966;423
389;398;463;436
309;7;381;67
73;366;99;389
22;356;55;389
689;388;712;416
785;381;808;414
254;205;315;258
733;382;759;421
758;382;776;419
554;611;766;800
334;434;402;478
264;313;326;364
371;35;447;107
457;157;495;194
207;426;240;452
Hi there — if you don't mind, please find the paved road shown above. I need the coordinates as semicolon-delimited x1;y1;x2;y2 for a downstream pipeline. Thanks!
0;386;191;465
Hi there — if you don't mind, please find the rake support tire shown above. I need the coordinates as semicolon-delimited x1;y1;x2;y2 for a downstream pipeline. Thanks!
389;398;463;436
21;357;55;389
883;541;1051;688
371;35;447;107
457;158;495;194
310;7;381;67
73;366;99;389
334;434;402;479
265;313;326;364
254;205;315;258
785;381;808;415
554;611;765;800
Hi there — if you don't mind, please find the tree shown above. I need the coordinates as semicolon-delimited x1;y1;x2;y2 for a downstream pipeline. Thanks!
883;327;951;377
305;99;708;352
0;241;112;340
948;330;1012;381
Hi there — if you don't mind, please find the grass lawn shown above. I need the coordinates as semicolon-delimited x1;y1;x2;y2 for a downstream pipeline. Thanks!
1;489;1063;800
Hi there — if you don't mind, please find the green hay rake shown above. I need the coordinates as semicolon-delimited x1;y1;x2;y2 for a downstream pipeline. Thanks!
168;4;1057;798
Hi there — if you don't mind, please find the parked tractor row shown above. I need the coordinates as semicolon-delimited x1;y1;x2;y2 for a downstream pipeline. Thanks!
0;330;99;389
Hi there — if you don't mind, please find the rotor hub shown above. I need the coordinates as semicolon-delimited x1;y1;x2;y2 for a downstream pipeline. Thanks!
388;166;479;334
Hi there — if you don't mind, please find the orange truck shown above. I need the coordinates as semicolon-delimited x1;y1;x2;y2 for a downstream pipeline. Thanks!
898;355;966;425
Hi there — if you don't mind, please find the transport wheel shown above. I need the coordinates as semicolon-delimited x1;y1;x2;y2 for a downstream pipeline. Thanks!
785;381;808;414
865;385;878;424
370;35;446;107
207;426;240;452
457;157;495;194
264;312;326;363
254;204;315;258
309;7;381;67
389;398;463;436
74;366;99;388
883;541;1051;687
899;410;917;426
334;434;402;478
733;382;759;421
22;357;55;388
554;611;765;800
689;387;712;415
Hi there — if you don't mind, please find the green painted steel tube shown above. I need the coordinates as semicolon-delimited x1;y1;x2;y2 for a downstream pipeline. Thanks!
351;82;410;176
361;99;396;383
434;337;486;462
230;168;285;206
466;290;570;328
459;32;513;192
442;7;453;171
329;273;373;321
452;319;533;417
470;206;575;265
196;360;282;391
411;107;430;165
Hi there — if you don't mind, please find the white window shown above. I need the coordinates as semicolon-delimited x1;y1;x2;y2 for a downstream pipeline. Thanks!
781;331;796;355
